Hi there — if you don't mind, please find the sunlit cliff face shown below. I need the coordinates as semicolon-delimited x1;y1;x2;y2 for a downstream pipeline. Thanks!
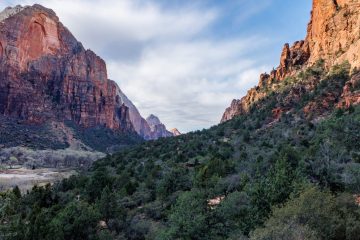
307;0;360;67
0;5;134;131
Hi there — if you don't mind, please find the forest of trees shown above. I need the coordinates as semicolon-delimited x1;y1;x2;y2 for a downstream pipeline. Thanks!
0;62;360;239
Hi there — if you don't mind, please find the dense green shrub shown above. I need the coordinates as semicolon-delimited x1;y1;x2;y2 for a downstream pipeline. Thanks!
251;187;360;240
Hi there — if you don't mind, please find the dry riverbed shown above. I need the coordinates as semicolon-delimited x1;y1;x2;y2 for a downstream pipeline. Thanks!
0;167;77;192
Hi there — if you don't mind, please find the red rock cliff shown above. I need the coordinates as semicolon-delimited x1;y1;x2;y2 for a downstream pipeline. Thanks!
221;0;360;122
0;5;134;132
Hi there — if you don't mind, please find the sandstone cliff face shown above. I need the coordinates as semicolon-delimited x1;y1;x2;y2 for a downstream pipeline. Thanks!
146;114;174;139
0;5;134;132
221;0;360;122
306;0;360;67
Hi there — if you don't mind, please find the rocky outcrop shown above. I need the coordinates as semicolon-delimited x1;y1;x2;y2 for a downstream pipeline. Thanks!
337;72;360;108
170;128;181;136
146;114;174;140
146;114;162;127
306;0;360;67
222;88;267;122
0;5;134;133
114;85;153;139
0;5;26;22
222;0;360;122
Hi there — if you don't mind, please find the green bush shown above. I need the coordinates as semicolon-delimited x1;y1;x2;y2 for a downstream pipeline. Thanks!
251;186;360;240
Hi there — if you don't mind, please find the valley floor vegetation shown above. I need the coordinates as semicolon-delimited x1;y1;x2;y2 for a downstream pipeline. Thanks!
0;147;105;170
0;147;104;192
0;62;360;239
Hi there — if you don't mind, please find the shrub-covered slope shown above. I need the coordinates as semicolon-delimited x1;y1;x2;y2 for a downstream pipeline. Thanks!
0;116;142;152
0;64;360;239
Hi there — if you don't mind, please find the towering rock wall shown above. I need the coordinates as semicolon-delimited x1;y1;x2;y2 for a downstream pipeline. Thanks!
222;0;360;122
0;4;134;132
146;114;174;139
306;0;360;67
114;85;153;139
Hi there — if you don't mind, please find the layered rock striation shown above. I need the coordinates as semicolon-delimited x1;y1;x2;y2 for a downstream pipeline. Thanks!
222;0;360;122
0;4;179;142
0;4;135;133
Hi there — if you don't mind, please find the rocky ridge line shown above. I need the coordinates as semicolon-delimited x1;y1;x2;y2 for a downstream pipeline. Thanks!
221;0;360;122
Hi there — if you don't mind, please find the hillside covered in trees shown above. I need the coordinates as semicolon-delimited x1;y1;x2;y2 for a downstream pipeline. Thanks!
1;62;360;239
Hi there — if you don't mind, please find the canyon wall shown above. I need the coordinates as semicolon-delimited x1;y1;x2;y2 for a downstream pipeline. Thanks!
222;0;360;122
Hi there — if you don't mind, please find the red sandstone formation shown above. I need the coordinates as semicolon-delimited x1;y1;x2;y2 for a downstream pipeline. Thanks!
0;5;134;132
0;4;178;141
221;0;360;122
338;72;360;108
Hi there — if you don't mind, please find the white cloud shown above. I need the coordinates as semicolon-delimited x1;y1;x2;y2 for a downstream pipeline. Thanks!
108;38;270;131
0;0;272;132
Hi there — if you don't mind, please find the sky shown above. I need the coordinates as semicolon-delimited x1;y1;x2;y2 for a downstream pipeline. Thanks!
0;0;312;132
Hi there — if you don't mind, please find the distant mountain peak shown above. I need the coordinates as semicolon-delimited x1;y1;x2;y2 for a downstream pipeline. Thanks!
145;114;174;139
146;114;162;127
0;5;28;22
170;128;181;136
